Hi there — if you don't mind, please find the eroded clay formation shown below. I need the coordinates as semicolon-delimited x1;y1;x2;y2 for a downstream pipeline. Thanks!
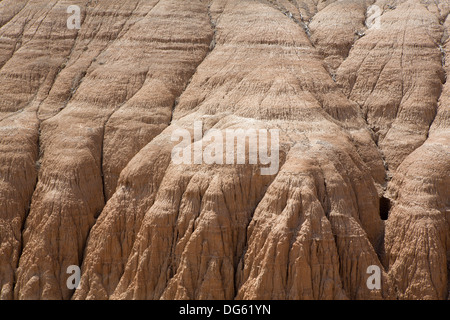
0;0;448;300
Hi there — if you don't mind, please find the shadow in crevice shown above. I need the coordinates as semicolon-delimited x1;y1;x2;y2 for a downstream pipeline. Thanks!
375;195;392;270
379;196;391;221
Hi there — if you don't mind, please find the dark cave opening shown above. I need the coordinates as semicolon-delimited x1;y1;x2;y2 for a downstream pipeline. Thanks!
379;196;391;220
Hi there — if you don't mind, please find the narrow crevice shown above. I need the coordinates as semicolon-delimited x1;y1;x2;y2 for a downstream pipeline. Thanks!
99;122;108;207
169;72;194;125
70;1;162;208
232;168;286;298
439;42;446;68
168;3;217;125
113;0;150;40
258;0;314;45
375;225;388;270
0;0;29;29
90;0;216;219
36;33;83;121
43;0;154;124
232;196;271;298
17;0;59;50
12;5;85;296
207;2;217;52
379;196;391;221
11;0;84;296
0;9;31;74
18;1;159;301
13;119;41;298
68;109;112;300
1;1;40;54
415;24;448;144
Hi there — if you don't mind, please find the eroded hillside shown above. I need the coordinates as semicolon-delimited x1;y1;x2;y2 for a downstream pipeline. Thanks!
0;0;448;300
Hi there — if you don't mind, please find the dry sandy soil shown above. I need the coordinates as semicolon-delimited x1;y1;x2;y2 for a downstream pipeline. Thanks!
0;0;449;300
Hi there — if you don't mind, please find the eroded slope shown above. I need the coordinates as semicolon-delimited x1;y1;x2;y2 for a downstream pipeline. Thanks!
0;0;448;300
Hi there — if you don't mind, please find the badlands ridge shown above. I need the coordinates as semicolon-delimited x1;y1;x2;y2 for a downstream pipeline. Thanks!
0;0;448;300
